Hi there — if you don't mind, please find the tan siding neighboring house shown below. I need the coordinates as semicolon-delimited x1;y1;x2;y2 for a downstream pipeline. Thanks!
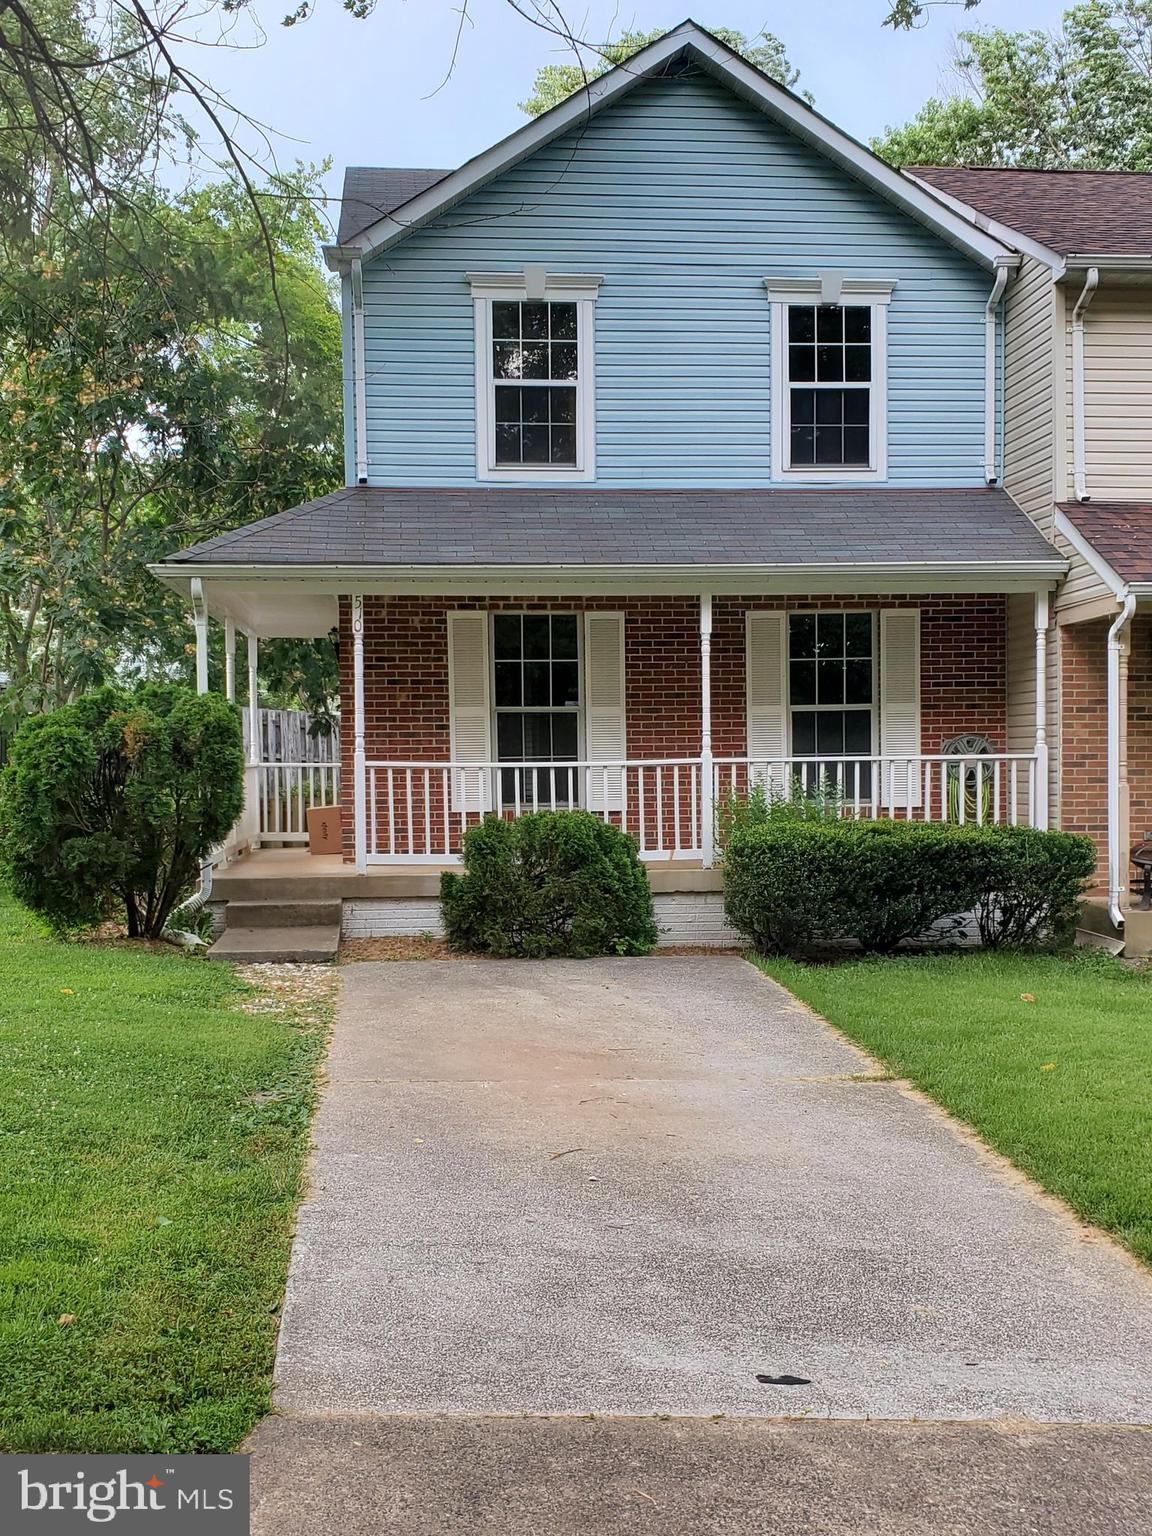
1003;255;1058;532
1069;289;1152;504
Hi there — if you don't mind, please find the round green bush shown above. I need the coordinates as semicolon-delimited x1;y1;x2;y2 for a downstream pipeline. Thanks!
0;684;244;937
440;810;658;958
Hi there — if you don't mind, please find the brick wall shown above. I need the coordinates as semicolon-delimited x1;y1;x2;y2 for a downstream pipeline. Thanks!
338;593;1009;860
1058;619;1110;884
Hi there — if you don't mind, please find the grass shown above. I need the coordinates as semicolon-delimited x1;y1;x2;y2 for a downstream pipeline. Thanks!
0;890;333;1453
756;948;1152;1266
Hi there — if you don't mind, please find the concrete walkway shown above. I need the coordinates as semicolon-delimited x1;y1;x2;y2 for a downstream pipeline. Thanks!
271;957;1152;1422
250;957;1152;1533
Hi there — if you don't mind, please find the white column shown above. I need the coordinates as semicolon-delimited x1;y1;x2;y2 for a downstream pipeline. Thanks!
352;594;368;872
246;632;260;764
700;592;715;867
223;616;236;703
1033;589;1050;830
191;577;209;694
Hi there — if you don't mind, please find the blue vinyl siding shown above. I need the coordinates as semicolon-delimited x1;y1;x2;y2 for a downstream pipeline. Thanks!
359;71;992;488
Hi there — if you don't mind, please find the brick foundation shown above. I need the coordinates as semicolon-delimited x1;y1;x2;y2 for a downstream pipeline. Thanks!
337;593;1010;861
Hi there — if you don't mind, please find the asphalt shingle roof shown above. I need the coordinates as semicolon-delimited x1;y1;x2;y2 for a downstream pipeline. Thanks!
911;166;1152;258
1060;501;1152;584
166;487;1061;569
337;167;450;244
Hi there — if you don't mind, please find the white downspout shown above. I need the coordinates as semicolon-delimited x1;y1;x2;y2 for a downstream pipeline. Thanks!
1107;593;1136;929
350;258;369;485
1071;267;1099;502
984;261;1010;485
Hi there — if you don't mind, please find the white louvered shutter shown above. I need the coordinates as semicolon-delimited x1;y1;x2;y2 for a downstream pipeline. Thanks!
746;611;788;791
448;611;492;812
584;612;625;812
879;609;922;809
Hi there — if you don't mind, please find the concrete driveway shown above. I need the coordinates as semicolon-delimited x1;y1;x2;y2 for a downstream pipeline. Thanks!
269;957;1152;1424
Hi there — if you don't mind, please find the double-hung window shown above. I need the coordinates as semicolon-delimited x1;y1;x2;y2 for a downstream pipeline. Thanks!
470;272;600;482
493;613;581;804
788;611;875;798
765;280;893;481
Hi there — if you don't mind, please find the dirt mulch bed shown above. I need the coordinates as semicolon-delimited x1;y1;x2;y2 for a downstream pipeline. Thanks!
340;936;457;963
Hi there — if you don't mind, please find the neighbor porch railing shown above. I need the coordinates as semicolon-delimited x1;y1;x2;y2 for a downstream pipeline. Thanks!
355;753;1039;864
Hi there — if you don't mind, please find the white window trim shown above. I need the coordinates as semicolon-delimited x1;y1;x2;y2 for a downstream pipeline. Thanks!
470;272;601;484
785;607;878;758
764;279;894;485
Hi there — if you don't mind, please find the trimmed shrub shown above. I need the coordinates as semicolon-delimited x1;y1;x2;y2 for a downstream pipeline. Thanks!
723;819;1093;956
440;810;658;958
973;825;1096;949
0;685;244;938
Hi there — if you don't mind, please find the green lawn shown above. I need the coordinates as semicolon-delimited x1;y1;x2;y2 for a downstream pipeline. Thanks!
0;891;332;1453
757;949;1152;1265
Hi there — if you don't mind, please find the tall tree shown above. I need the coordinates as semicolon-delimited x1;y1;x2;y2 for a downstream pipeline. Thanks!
519;25;808;116
875;1;1152;168
0;170;342;726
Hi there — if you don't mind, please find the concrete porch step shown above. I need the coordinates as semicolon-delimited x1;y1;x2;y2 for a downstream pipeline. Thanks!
207;925;341;964
224;899;342;928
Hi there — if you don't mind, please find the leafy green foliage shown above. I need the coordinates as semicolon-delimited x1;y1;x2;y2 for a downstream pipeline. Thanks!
875;2;1152;168
440;812;658;958
0;685;244;938
0;170;342;727
717;776;845;843
973;826;1097;947
519;26;808;117
723;819;1093;956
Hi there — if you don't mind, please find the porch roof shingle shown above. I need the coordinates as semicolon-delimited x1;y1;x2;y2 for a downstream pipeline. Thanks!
337;168;450;244
1059;501;1152;584
166;486;1060;570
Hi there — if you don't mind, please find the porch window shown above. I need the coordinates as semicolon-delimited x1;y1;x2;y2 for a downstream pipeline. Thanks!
493;612;580;804
788;611;875;798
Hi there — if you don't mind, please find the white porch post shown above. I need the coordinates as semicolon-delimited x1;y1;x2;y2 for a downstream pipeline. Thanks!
352;594;368;872
1033;589;1050;830
191;577;209;694
223;616;236;703
246;632;260;763
700;592;715;867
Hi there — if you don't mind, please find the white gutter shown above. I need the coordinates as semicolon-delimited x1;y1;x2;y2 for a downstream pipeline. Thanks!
350;258;368;485
985;261;1011;484
1108;593;1137;929
1071;266;1099;502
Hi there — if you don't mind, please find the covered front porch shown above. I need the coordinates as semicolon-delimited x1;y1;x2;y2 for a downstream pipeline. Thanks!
170;578;1056;876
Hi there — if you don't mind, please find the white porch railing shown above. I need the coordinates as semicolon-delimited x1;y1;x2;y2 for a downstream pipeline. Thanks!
257;761;342;842
360;753;1040;864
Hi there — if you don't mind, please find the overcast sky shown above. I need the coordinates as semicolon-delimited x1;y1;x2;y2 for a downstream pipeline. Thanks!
179;0;1070;237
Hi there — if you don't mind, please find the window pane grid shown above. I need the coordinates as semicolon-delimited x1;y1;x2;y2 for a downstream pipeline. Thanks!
492;301;579;468
786;303;872;469
788;612;875;792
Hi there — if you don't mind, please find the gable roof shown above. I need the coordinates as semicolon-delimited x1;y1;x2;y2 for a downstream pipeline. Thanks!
1059;501;1152;585
337;166;449;244
159;486;1061;574
911;166;1152;260
324;20;1016;273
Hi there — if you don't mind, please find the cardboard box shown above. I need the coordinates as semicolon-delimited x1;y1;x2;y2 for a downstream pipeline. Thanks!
306;805;343;856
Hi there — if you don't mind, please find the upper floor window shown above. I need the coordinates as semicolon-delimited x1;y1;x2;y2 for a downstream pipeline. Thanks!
470;271;601;483
492;301;579;467
765;279;894;483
